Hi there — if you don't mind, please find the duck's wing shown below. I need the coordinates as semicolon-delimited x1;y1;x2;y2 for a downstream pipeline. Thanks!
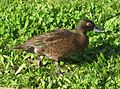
34;29;72;42
12;29;73;53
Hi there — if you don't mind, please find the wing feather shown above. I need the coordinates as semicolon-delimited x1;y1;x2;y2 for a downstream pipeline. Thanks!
12;29;73;53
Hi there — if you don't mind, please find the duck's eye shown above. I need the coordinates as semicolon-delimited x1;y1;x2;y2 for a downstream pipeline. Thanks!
86;22;91;26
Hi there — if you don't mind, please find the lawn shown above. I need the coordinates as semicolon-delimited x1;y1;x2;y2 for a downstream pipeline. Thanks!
0;0;120;89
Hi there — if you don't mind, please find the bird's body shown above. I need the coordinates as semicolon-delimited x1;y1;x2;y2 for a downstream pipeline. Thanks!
12;19;104;74
14;29;88;61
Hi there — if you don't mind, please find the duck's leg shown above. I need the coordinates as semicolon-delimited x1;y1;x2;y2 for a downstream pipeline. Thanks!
55;60;64;76
33;46;43;66
37;55;44;66
55;61;60;73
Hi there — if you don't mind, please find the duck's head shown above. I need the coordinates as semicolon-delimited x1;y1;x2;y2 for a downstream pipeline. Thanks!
75;19;104;34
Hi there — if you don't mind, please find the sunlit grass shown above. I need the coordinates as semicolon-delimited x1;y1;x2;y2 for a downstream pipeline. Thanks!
0;0;120;88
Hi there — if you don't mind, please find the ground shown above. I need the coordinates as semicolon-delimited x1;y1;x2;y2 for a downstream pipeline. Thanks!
0;0;120;89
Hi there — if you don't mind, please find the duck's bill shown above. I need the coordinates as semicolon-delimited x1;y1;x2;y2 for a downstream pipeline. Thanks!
93;27;104;33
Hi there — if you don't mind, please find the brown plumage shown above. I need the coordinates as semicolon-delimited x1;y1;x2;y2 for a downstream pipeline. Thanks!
12;19;104;74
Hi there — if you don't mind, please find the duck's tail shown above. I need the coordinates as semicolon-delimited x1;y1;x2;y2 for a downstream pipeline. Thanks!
10;44;43;54
10;44;24;50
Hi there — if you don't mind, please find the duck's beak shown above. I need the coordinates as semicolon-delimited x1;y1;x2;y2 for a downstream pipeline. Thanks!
93;27;104;33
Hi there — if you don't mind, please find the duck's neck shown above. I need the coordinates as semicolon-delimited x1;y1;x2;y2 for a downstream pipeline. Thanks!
75;29;87;36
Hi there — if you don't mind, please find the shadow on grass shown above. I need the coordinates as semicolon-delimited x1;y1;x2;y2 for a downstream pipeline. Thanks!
60;37;120;89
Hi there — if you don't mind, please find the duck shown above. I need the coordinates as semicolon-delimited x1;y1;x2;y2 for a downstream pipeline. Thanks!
11;19;104;74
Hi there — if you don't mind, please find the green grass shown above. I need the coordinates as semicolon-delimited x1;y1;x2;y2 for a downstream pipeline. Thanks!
0;0;120;89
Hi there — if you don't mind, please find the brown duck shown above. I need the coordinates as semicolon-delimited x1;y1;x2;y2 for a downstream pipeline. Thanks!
12;19;104;74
